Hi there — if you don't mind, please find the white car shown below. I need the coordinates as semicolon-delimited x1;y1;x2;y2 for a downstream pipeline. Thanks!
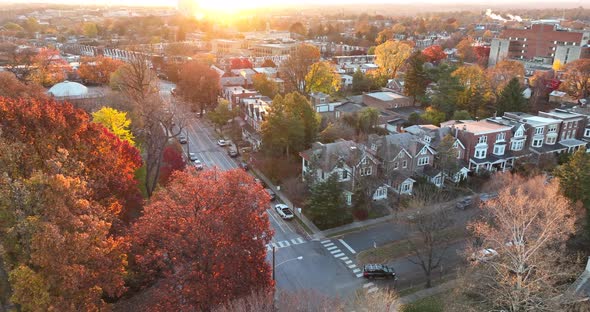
470;248;498;262
188;152;198;161
217;139;228;146
193;159;204;170
274;204;294;220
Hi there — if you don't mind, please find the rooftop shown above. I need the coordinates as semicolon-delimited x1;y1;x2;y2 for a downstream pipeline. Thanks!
454;120;512;135
366;91;407;102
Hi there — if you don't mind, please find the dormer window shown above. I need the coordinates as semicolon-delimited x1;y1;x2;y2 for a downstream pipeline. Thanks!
515;128;523;137
496;132;506;142
547;124;557;133
361;157;368;165
478;136;487;144
371;143;377;151
534;127;544;135
424;136;431;144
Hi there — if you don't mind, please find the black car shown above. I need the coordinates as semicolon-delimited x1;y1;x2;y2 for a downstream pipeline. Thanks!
362;264;396;279
239;161;249;170
265;188;276;201
456;196;473;210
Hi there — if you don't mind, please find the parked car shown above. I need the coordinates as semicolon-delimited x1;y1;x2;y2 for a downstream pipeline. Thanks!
239;162;249;170
254;178;266;187
188;152;198;162
217;139;228;147
469;248;498;262
228;148;239;158
362;264;396;279
456;196;473;210
193;159;204;170
274;204;294;220
265;188;276;201
179;135;188;144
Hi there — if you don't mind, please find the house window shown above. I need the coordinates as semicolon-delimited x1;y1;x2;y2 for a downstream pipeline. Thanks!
402;160;407;168
420;148;427;155
457;150;462;159
515;128;524;137
393;162;399;170
361;157;368;165
478;136;487;144
401;182;411;193
546;136;556;145
345;193;352;205
418;157;429;166
342;170;348;180
360;167;372;176
424;136;431;144
493;144;505;156
534;127;544;135
511;140;524;151
547;124;557;133
585;128;590;137
475;147;487;159
371;143;377;151
532;138;543;147
374;187;386;199
434;176;442;186
496;132;506;142
574;120;578;128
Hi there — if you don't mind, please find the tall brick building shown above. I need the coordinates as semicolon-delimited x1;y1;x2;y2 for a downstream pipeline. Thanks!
489;23;590;66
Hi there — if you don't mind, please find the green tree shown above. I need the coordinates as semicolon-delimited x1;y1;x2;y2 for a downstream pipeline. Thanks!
451;110;471;120
429;64;463;118
261;92;319;158
252;73;278;98
374;40;413;78
404;51;428;104
554;148;590;235
496;77;527;115
420;107;446;126
304;61;341;95
358;107;380;134
92;106;135;146
207;98;235;135
452;65;492;118
305;173;351;229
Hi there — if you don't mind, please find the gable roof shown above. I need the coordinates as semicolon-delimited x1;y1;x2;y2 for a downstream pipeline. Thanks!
300;139;378;172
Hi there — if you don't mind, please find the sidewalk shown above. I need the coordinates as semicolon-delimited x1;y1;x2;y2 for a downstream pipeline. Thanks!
391;279;458;311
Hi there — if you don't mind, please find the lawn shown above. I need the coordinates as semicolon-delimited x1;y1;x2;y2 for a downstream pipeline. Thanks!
401;294;445;312
357;226;466;265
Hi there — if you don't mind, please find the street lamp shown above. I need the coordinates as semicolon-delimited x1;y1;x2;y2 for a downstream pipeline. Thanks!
272;246;303;281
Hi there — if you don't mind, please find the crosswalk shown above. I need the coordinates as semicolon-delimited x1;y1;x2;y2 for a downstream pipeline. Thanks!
266;237;306;251
320;239;380;295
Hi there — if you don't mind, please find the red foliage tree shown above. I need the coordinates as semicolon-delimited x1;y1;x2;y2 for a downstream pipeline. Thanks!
230;58;253;69
422;45;446;64
158;145;186;185
78;56;125;85
131;169;274;311
474;46;490;67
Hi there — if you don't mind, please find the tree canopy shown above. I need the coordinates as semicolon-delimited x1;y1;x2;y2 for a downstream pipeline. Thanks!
304;61;341;95
92;106;135;146
374;40;412;78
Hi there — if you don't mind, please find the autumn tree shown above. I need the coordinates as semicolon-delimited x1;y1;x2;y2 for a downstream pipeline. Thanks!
420;107;446;126
555;148;590;235
177;61;221;116
560;59;590;99
391;23;406;35
304;61;341;95
0;97;142;310
452;65;492;117
280;43;320;92
435;134;459;183
455;38;476;63
374;40;413;78
78;56;124;85
252;73;279;98
404;51;428;103
451;110;471;120
261;59;277;68
207;98;235;134
92;106;135;146
463;174;577;311
349;289;398;312
495;78;527;115
131;169;273;311
230;58;253;69
305;173;351;230
289;22;306;36
375;28;393;45
29;48;71;87
487;60;525;97
261;92;320;158
82;22;98;37
0;72;48;100
422;45;447;64
158;145;187;185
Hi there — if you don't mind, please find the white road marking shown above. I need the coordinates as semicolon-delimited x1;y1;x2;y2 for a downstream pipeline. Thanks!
345;260;353;265
338;239;357;254
330;249;341;254
340;257;349;261
348;264;357;269
327;246;338;251
363;282;375;288
291;238;304;244
323;242;334;247
356;273;364;278
333;253;345;258
352;268;361;273
321;240;331;244
367;287;379;294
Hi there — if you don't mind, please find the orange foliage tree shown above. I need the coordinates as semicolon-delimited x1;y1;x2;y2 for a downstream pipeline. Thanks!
131;169;274;311
78;56;124;85
29;48;71;87
422;45;446;64
0;97;143;310
0;72;48;100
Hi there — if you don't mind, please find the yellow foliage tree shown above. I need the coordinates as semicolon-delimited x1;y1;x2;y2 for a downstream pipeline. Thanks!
552;59;562;71
374;40;412;79
304;61;341;95
92;107;135;146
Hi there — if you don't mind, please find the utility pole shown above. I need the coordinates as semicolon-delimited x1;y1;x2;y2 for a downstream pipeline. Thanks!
272;246;276;281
